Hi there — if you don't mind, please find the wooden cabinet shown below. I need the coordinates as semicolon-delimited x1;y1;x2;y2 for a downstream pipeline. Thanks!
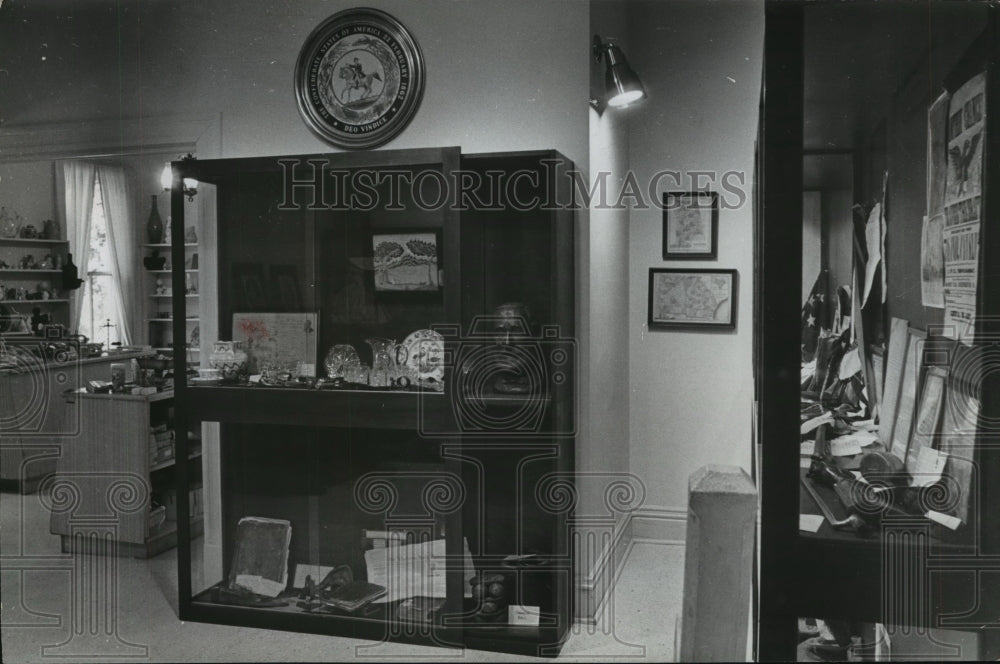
169;148;575;657
48;389;203;558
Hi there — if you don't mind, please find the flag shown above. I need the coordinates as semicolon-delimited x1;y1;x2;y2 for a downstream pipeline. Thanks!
802;269;830;362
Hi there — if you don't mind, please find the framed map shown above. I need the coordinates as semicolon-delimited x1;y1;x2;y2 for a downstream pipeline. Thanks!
662;191;719;260
648;268;737;330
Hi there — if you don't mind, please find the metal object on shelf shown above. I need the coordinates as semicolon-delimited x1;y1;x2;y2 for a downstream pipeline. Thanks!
801;475;866;533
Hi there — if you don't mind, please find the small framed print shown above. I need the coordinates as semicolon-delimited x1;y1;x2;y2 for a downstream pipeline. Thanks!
372;231;441;292
662;191;719;260
648;268;737;330
268;264;302;312
294;8;425;149
231;262;269;312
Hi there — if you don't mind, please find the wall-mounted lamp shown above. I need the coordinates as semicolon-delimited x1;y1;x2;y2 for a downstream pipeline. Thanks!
160;154;199;202
592;34;646;112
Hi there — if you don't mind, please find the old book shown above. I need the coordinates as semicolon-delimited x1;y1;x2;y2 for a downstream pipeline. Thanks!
318;581;386;612
227;516;292;597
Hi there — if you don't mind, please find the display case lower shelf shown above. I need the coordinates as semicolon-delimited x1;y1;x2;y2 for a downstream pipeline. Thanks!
186;588;563;656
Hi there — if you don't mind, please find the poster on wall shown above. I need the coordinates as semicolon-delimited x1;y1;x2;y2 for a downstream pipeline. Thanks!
921;213;945;308
922;91;950;309
942;72;985;343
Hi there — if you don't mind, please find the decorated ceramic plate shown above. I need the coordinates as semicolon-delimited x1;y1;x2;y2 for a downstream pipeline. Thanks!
400;329;444;381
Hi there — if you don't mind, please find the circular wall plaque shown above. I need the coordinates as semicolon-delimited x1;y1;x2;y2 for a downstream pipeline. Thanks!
294;8;425;149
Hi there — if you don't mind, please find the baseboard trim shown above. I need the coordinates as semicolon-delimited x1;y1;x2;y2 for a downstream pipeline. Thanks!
575;512;633;624
631;505;687;544
574;505;688;624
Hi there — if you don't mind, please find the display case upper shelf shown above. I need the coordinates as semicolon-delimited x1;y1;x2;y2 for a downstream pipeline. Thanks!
181;386;448;430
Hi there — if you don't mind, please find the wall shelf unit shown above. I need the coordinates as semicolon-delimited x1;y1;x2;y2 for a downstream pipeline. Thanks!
140;209;199;361
0;236;70;329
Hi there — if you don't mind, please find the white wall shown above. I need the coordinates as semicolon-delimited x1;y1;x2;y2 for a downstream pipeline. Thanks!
1;0;586;169
626;0;763;510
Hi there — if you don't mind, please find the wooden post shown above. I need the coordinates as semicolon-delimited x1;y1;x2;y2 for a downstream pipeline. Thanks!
680;465;757;662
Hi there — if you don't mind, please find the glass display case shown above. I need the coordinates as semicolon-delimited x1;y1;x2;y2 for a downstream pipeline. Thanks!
758;4;1000;660
168;148;576;656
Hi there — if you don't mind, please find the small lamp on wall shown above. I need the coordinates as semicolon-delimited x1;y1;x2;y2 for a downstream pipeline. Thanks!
592;34;646;112
160;154;199;202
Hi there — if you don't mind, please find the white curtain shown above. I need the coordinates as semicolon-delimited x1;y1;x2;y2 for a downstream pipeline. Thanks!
56;160;97;332
96;165;139;346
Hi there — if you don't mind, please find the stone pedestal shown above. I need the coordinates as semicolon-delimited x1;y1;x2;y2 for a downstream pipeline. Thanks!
680;465;757;662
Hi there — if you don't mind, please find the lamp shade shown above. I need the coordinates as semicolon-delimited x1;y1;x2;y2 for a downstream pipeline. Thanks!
160;162;173;190
603;43;646;108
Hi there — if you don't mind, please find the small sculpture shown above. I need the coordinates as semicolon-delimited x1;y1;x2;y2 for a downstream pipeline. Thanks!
30;307;50;335
490;302;534;395
42;219;59;240
154;279;167;295
470;573;507;623
143;249;167;270
0;207;19;238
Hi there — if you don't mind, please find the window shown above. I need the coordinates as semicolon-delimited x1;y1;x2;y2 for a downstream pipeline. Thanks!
78;178;124;348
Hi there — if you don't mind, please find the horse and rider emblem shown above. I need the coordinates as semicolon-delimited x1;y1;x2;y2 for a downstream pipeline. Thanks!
295;9;425;149
337;54;383;106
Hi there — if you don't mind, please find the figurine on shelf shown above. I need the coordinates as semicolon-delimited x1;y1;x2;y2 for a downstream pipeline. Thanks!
470;573;508;623
19;254;36;270
490;302;534;395
185;225;198;244
185;272;197;294
0;207;19;239
0;260;9;270
154;279;167;296
38;255;54;269
143;249;167;270
37;282;51;300
42;219;59;240
30;307;50;335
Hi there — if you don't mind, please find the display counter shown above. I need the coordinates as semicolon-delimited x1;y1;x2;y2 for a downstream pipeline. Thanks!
0;349;151;492
48;388;204;557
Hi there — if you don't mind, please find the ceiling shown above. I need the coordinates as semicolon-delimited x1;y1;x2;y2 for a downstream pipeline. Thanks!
803;1;988;151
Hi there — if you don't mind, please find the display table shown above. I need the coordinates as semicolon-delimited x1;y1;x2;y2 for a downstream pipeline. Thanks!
48;388;203;558
0;349;150;493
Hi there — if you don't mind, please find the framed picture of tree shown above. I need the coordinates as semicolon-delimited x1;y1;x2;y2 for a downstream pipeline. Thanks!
371;231;441;292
